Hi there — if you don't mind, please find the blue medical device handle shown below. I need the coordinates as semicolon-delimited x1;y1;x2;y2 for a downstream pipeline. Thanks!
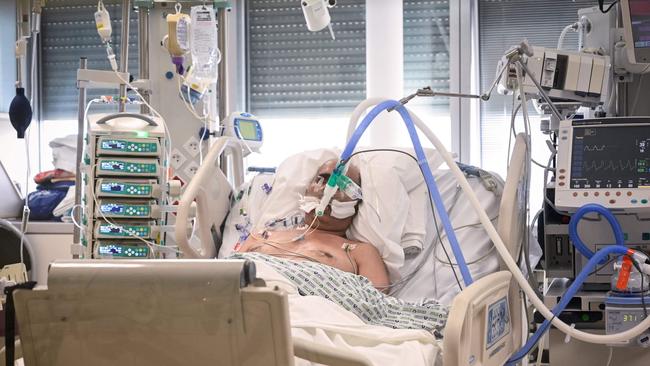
569;203;625;262
341;100;474;286
96;112;159;127
507;204;628;365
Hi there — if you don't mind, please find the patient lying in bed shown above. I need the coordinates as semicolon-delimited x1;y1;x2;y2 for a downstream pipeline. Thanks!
231;159;449;335
237;159;389;288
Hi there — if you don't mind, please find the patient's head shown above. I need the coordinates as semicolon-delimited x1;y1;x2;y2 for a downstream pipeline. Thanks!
303;159;361;235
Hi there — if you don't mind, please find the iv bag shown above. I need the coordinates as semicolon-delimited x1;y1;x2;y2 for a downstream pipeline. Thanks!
190;5;220;84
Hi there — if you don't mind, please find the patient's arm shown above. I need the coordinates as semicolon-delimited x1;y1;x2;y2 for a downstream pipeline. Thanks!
352;243;390;290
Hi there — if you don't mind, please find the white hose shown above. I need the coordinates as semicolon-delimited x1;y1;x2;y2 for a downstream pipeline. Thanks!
346;97;387;143
346;98;650;344
404;108;650;344
577;22;584;51
557;24;573;50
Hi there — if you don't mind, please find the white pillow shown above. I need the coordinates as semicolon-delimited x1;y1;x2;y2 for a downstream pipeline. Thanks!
255;148;340;228
219;173;275;258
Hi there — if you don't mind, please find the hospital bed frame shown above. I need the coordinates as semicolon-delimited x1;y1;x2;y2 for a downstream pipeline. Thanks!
12;133;529;366
11;266;520;366
12;259;372;366
12;261;515;366
174;132;528;365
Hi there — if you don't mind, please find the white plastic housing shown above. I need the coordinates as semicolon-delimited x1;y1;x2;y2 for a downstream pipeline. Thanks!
301;0;331;32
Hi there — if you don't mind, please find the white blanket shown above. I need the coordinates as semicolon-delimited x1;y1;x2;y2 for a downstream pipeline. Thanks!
254;261;442;366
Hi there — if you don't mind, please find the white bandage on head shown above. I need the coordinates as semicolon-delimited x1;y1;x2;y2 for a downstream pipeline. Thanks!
330;199;358;219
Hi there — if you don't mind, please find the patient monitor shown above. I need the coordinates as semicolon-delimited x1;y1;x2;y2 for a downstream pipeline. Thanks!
223;112;263;153
555;117;650;212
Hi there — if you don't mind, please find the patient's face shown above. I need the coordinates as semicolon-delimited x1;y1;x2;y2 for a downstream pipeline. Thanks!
304;159;361;233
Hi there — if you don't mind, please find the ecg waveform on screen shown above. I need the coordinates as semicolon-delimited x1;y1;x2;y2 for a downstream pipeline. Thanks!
583;145;607;152
583;160;636;172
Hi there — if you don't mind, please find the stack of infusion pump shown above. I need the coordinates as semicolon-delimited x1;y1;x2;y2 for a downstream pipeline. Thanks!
81;113;168;259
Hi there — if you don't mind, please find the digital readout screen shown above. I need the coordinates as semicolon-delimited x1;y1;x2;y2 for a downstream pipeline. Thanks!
570;126;650;189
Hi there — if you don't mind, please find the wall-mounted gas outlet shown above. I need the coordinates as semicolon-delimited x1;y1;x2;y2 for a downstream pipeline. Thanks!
183;161;200;178
170;148;187;169
183;136;201;157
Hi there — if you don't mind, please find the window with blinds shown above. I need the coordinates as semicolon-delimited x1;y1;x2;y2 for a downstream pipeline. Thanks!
41;0;138;120
0;1;16;113
246;0;366;117
478;0;596;175
403;0;450;112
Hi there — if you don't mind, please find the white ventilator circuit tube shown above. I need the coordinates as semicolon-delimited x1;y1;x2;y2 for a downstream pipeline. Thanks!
346;98;650;345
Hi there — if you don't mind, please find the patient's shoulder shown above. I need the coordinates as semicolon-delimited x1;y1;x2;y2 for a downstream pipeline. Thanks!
350;241;381;255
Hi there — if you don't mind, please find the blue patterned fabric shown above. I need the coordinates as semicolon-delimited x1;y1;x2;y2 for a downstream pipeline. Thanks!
230;252;448;335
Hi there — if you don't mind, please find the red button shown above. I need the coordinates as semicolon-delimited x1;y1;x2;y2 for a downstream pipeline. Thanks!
616;192;622;197
594;192;600;197
610;199;616;204
559;182;565;187
605;192;611;197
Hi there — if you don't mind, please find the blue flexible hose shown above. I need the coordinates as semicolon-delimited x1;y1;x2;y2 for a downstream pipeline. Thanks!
506;204;627;364
569;203;626;261
340;100;474;286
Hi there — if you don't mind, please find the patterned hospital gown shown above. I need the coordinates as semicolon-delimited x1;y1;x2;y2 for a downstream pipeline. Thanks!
229;252;449;336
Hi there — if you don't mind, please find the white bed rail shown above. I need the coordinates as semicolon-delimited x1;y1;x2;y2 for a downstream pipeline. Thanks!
443;271;515;366
175;136;244;258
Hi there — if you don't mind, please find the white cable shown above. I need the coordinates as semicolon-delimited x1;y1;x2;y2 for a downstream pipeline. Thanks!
557;23;575;50
557;24;573;50
402;107;650;344
199;96;209;165
19;129;32;267
516;64;533;284
577;21;584;51
19;27;40;269
176;76;212;121
174;76;216;166
112;69;173;183
70;204;84;230
89;175;182;256
348;98;650;344
605;347;613;366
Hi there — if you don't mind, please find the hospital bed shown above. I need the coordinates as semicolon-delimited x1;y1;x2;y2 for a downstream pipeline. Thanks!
11;127;529;365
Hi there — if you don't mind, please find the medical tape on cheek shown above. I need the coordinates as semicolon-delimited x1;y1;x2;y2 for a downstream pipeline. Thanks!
299;195;320;213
